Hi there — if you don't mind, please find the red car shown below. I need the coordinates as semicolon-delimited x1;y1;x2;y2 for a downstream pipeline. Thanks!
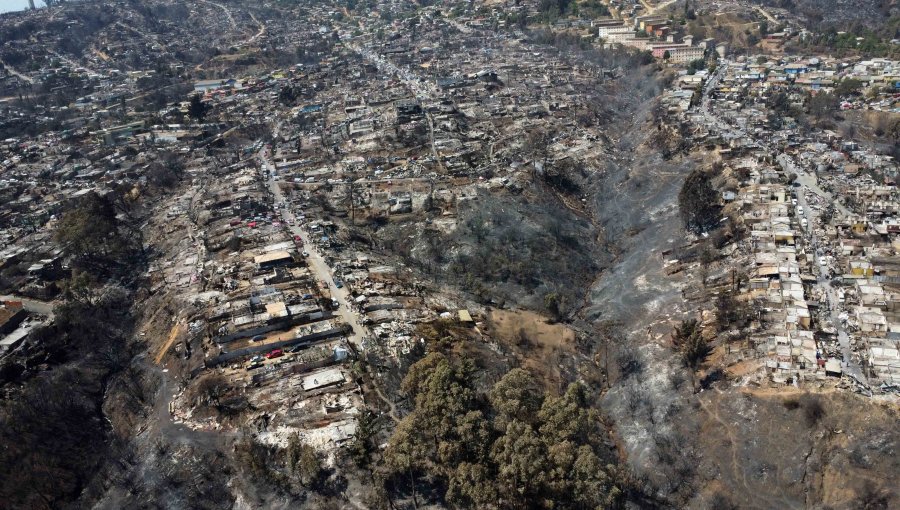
265;349;283;359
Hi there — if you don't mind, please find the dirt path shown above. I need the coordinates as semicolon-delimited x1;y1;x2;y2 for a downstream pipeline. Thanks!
754;5;778;24
154;323;182;365
640;0;679;15
698;391;804;510
244;12;266;46
698;392;752;496
373;384;400;423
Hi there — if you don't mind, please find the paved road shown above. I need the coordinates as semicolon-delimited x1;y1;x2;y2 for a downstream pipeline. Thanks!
259;148;369;349
698;67;866;382
792;174;864;381
0;294;54;316
47;49;102;77
199;0;236;29
346;42;445;171
776;155;859;381
115;21;169;52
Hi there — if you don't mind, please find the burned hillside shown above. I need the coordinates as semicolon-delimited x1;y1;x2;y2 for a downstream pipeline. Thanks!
1;0;899;508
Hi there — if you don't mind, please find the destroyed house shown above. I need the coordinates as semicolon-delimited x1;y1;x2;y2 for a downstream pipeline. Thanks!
0;301;27;335
254;250;294;270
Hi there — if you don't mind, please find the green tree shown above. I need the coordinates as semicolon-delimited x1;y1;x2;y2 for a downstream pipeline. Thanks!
490;419;548;504
571;445;621;509
386;353;483;482
285;433;322;487
446;462;497;507
452;410;493;464
834;78;862;97
538;383;594;445
489;368;544;428
348;410;379;468
188;93;209;122
673;319;710;391
543;292;565;322
807;91;836;121
384;419;428;508
382;359;628;508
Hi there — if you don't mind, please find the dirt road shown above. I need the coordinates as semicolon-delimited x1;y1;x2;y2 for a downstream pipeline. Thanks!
640;0;679;15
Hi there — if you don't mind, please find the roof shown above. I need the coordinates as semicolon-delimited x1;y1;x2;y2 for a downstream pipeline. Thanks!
254;250;292;265
0;302;25;326
302;368;345;391
458;309;474;323
265;302;288;317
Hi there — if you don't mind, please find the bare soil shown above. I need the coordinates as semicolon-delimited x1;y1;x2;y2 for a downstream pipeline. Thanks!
486;308;577;391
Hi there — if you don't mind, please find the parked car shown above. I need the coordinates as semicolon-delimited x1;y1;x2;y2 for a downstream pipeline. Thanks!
266;349;283;359
251;335;265;342
334;279;343;289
